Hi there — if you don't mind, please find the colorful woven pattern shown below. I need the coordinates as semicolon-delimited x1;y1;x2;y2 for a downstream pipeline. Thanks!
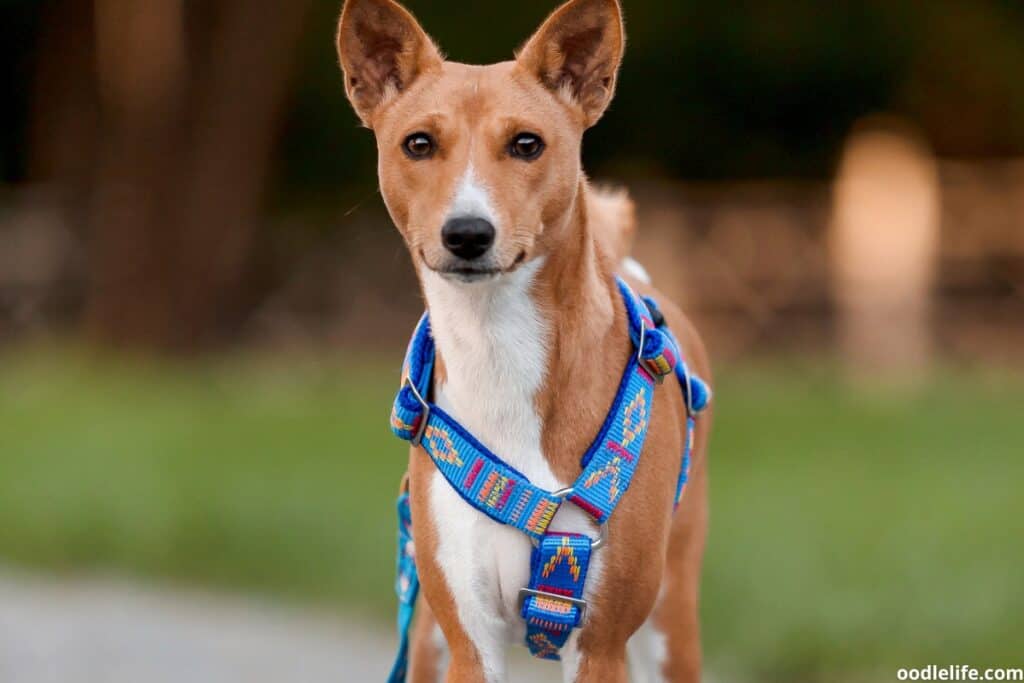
390;314;434;442
641;295;712;415
415;405;565;540
385;277;712;675
386;493;419;683
674;417;695;509
521;533;593;660
569;352;655;522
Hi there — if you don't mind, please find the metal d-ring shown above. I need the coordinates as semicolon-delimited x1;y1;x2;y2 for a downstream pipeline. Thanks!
677;360;694;418
531;487;608;550
636;323;646;365
403;376;430;446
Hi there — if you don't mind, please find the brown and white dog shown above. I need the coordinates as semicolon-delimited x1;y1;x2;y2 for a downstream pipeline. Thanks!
336;0;712;681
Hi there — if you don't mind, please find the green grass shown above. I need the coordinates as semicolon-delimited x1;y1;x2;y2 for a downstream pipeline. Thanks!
703;364;1024;680
0;349;406;609
1;348;1021;680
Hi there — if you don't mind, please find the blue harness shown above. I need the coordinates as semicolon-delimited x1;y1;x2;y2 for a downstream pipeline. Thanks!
386;277;710;681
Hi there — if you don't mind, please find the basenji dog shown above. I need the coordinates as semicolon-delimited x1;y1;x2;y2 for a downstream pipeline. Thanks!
336;0;712;681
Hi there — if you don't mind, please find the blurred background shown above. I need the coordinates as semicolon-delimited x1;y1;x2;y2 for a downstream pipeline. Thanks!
1;0;1022;681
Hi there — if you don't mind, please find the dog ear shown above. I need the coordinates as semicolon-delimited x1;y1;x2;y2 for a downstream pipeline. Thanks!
517;0;625;127
336;0;442;127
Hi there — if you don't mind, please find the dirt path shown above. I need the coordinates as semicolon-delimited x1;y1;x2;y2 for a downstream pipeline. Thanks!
0;571;559;682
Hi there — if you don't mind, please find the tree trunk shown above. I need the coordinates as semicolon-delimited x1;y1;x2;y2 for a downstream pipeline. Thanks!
82;0;309;351
84;0;188;348
171;0;311;348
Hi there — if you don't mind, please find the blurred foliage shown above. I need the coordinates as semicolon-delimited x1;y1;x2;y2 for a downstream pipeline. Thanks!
0;0;41;183
3;0;1024;193
279;0;1024;199
1;349;1022;680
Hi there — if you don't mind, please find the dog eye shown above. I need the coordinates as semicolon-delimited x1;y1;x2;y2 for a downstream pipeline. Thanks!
509;133;544;160
403;133;436;159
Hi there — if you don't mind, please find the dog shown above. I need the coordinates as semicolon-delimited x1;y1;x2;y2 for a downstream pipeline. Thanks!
336;1;712;681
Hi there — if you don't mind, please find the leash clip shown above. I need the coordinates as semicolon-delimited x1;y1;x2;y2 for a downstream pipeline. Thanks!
403;377;431;447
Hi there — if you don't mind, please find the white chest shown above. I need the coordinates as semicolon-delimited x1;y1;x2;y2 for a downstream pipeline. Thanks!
420;262;602;680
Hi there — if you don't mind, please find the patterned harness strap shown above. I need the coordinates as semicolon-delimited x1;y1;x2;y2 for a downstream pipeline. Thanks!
640;294;708;509
521;532;594;659
386;488;419;683
385;278;710;681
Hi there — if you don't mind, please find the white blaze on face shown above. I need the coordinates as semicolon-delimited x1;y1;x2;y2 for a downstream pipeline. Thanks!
447;164;497;225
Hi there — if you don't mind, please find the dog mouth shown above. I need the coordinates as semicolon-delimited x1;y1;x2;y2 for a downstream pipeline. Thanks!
421;250;527;283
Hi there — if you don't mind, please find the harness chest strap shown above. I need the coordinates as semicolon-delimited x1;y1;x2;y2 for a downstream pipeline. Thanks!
386;278;710;680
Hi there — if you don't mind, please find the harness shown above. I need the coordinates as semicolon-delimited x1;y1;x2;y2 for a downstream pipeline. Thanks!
386;277;710;682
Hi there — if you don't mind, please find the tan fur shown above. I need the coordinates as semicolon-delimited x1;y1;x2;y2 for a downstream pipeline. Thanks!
336;0;443;126
408;604;443;681
588;185;637;263
517;0;625;127
337;1;710;680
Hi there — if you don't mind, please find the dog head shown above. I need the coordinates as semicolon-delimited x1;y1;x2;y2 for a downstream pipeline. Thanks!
337;0;624;283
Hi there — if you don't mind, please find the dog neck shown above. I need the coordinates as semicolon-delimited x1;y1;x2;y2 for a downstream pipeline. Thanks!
418;182;620;484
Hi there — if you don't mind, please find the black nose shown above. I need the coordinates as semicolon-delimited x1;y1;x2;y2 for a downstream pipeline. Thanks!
441;217;495;261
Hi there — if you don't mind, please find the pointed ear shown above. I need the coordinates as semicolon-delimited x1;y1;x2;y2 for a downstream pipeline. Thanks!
336;0;442;126
516;0;625;127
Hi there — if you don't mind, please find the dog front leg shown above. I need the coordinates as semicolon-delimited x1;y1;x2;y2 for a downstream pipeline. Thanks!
436;616;508;683
408;597;450;683
567;642;630;683
408;516;508;682
409;593;504;683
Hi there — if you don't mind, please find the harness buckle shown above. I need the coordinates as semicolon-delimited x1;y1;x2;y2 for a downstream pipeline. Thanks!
518;587;588;621
531;487;608;550
403;377;430;447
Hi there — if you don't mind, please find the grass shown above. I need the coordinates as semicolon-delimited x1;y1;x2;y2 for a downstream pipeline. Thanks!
1;348;1021;680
